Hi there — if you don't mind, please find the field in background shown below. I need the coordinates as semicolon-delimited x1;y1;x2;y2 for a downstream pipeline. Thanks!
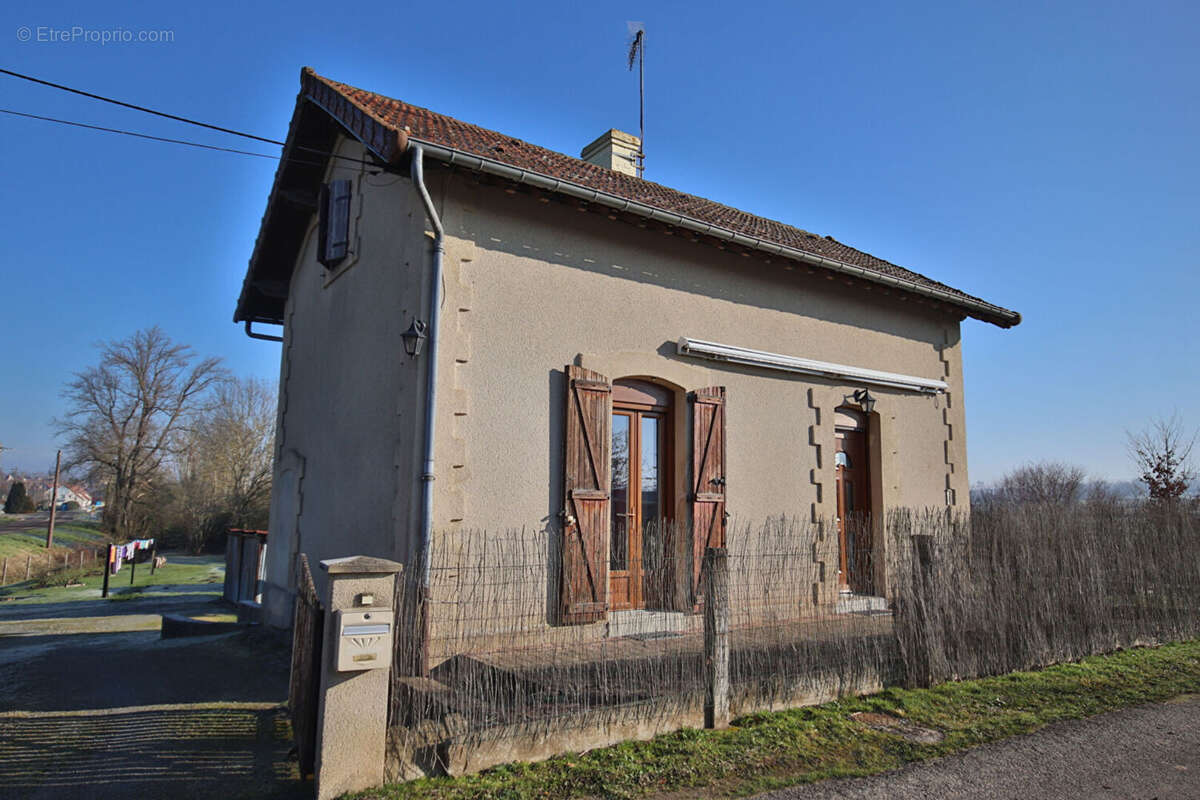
0;516;108;556
0;515;112;585
0;554;224;605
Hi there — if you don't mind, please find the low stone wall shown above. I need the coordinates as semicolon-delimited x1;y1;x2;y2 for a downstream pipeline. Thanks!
386;634;897;779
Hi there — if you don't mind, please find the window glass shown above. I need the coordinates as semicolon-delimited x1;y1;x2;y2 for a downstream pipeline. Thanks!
641;416;660;529
835;451;851;468
611;414;630;571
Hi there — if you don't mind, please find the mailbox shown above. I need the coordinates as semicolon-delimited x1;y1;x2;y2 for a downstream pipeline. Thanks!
333;609;394;672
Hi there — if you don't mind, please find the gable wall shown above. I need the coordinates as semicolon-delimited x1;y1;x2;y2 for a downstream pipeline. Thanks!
261;137;430;626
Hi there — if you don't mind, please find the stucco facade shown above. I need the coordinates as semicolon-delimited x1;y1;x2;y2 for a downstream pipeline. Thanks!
259;133;973;642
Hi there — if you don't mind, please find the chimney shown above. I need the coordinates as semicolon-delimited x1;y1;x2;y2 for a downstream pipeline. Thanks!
580;129;641;177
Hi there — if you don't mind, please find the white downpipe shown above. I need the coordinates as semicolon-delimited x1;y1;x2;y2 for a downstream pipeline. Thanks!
411;145;444;595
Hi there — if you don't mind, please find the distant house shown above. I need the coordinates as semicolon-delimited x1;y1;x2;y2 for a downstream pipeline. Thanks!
235;69;1020;658
43;485;92;510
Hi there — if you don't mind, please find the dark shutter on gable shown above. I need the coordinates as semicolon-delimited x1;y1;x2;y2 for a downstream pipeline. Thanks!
560;365;612;625
318;179;352;267
691;386;726;608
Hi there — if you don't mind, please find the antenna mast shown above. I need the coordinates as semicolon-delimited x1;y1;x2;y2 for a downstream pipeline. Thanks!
627;24;645;178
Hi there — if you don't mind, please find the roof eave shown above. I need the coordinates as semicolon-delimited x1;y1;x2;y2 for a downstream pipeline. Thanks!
405;135;1021;328
236;70;1022;330
234;68;408;325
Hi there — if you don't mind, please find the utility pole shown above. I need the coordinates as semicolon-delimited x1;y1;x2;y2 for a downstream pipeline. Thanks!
45;450;61;549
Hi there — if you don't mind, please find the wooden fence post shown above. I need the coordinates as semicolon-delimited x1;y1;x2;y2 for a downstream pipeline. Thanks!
704;546;730;729
1;557;7;585
25;555;32;581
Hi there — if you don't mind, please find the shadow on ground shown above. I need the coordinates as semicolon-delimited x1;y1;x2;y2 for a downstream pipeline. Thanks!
0;704;304;800
0;629;292;711
0;570;309;799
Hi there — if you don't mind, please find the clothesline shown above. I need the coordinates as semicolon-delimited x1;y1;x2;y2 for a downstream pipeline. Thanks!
108;538;155;575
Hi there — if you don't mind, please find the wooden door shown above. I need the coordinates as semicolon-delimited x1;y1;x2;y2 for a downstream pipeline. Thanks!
835;425;872;593
609;404;668;611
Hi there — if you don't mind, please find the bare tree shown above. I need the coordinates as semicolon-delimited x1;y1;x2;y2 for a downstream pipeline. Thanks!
57;327;225;539
1127;414;1197;501
991;461;1087;506
169;377;275;551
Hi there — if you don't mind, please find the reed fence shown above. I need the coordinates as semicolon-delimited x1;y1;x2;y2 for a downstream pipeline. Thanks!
380;501;1200;776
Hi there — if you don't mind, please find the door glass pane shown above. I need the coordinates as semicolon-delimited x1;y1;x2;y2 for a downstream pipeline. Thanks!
640;416;660;529
611;414;630;571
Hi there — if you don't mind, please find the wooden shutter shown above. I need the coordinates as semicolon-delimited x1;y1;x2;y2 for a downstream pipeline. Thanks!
318;179;352;266
691;386;726;607
560;366;612;624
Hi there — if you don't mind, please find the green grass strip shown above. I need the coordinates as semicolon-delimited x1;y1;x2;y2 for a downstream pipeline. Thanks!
353;639;1200;800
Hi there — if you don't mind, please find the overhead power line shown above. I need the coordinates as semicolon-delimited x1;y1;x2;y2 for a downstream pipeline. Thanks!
0;66;386;169
0;108;282;159
0;66;286;146
0;107;385;171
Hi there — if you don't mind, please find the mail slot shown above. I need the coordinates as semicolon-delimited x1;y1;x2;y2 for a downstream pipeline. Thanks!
333;609;394;672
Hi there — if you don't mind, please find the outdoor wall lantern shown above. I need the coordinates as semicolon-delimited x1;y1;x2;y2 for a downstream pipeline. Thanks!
401;319;428;357
850;388;876;415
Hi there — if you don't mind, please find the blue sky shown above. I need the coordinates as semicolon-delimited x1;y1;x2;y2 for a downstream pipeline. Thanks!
1;0;1197;484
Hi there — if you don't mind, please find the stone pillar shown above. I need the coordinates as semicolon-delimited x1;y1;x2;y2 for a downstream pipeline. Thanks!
315;556;404;800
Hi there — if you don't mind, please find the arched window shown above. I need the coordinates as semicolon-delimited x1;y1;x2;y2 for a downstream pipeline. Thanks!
560;367;725;625
610;379;673;611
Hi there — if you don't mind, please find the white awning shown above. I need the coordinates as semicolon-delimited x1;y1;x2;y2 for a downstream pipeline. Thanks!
676;337;948;394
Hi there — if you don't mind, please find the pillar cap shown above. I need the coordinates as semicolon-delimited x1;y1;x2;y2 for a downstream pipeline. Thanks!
319;555;404;575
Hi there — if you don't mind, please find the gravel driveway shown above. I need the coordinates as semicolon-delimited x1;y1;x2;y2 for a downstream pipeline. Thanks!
757;694;1200;800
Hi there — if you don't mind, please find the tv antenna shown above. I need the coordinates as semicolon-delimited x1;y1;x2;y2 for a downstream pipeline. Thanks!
627;22;645;178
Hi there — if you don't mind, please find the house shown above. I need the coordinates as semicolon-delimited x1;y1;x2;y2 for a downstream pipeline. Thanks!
235;68;1019;663
44;485;92;510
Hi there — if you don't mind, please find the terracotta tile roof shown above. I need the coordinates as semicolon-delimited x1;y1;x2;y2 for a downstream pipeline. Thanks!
283;69;1018;327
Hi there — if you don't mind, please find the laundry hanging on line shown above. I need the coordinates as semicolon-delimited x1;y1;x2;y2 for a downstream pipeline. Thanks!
108;538;155;575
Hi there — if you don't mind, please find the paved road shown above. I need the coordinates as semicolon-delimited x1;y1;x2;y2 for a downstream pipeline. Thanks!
758;695;1200;800
0;571;304;799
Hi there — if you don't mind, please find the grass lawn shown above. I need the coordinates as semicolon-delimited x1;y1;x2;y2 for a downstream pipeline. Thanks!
352;640;1200;800
0;554;225;605
0;521;110;560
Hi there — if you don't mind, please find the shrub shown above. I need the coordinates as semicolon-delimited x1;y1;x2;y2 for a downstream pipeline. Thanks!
3;482;36;514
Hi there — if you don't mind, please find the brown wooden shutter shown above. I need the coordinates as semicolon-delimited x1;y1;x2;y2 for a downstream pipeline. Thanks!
560;365;612;624
691;386;726;607
318;179;352;267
